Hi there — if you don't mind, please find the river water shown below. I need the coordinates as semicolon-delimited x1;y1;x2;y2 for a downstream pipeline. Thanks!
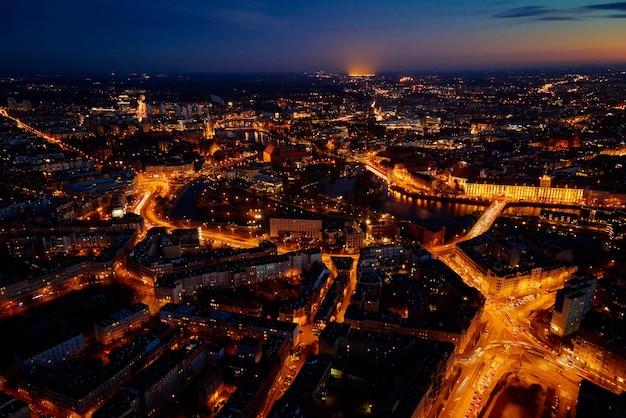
173;177;486;236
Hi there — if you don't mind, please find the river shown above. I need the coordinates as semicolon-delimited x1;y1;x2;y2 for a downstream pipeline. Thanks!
172;177;487;236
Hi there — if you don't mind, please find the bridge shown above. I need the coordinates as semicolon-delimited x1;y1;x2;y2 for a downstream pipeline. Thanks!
462;200;508;241
427;200;507;256
359;157;507;244
364;163;390;183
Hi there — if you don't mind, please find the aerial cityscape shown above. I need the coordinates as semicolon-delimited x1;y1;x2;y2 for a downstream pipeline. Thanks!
2;1;626;418
1;67;625;418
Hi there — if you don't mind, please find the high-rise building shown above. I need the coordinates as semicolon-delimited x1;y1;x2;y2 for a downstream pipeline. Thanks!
550;273;596;337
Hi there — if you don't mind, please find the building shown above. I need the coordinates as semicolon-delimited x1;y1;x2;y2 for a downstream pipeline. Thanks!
19;326;170;418
343;221;366;253
573;329;626;392
463;180;583;204
366;221;398;242
127;237;277;281
64;172;138;197
278;263;332;325
158;303;300;348
92;391;140;418
17;333;85;370
456;234;577;298
154;248;322;303
357;244;410;273
268;358;331;417
406;221;445;246
94;303;151;345
154;247;322;302
550;273;597;337
346;246;483;353
144;160;194;176
251;173;283;194
237;337;262;364
269;218;323;240
123;339;208;417
0;392;30;418
314;324;456;418
393;168;439;191
262;143;311;168
196;366;224;408
575;379;626;417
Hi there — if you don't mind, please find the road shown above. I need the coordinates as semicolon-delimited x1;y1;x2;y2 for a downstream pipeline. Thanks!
420;253;586;418
419;199;588;417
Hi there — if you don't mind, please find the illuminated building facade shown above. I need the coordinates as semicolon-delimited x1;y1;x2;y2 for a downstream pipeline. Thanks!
357;244;408;272
573;329;626;391
456;236;577;299
406;222;445;246
463;179;583;204
136;95;147;122
550;274;596;337
485;262;574;298
343;221;366;253
269;218;323;240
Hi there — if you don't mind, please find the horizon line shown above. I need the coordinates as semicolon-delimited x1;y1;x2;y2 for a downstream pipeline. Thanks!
2;62;626;78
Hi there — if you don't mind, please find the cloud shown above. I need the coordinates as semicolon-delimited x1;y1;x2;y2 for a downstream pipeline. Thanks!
494;2;626;21
493;6;556;18
535;16;581;21
212;8;286;28
582;2;626;10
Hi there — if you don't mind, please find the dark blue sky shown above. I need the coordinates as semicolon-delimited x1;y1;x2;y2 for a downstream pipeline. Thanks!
2;0;626;74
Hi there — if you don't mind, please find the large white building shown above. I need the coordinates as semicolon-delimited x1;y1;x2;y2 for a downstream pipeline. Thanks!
550;273;597;337
269;218;323;240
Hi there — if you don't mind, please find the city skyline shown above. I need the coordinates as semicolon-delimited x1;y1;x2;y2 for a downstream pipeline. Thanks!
2;0;626;75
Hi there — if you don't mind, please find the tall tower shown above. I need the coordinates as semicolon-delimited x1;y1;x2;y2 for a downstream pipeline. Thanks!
136;95;147;122
203;115;215;140
539;174;552;188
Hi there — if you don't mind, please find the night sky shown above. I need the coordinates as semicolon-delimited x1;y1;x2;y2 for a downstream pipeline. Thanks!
2;0;626;74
